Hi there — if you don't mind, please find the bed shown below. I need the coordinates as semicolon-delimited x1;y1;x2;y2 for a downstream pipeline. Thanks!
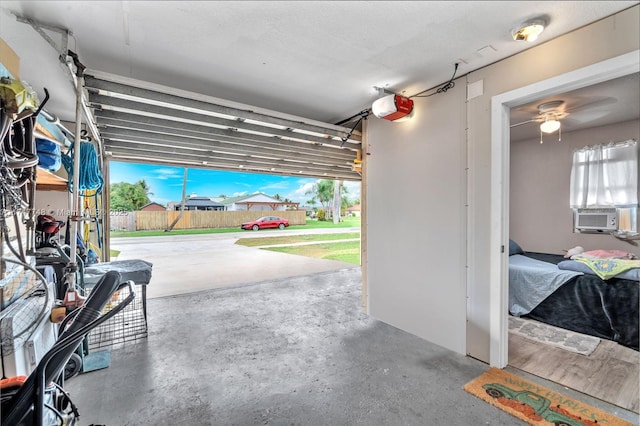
508;240;639;351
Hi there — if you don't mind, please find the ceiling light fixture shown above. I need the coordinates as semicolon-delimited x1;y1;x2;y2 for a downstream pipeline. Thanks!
371;94;414;122
540;118;561;134
512;18;546;42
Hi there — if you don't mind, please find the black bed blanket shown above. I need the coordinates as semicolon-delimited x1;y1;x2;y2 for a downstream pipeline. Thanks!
523;252;639;351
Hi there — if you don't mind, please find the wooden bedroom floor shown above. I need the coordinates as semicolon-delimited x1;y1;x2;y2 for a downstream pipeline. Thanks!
508;333;639;413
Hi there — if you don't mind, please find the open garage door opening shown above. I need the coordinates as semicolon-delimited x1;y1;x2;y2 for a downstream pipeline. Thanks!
106;164;363;300
78;70;365;302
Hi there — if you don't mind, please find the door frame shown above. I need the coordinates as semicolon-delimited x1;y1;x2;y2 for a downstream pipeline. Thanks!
489;50;640;367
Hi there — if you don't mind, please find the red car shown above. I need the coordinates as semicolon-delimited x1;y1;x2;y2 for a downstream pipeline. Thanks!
240;216;289;231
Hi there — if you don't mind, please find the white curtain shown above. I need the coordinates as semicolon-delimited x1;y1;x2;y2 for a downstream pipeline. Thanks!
570;139;638;208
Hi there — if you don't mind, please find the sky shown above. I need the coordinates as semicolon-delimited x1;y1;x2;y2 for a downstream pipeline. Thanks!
109;162;361;207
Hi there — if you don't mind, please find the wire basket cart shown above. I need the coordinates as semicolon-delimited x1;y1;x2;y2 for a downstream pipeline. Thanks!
75;259;152;351
86;282;148;350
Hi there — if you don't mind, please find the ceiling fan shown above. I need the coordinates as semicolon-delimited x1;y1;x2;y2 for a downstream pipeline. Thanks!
510;94;620;143
510;100;568;140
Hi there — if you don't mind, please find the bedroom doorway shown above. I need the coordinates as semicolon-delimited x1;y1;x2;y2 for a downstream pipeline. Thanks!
503;69;640;412
489;49;640;413
489;50;640;368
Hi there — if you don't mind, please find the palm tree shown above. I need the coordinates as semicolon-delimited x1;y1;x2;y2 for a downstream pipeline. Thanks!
305;179;350;221
305;179;334;212
137;179;153;197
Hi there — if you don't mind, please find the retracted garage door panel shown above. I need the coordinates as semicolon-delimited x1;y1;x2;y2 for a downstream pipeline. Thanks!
84;71;362;181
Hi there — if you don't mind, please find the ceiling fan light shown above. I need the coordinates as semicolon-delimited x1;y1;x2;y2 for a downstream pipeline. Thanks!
512;19;546;42
540;119;561;133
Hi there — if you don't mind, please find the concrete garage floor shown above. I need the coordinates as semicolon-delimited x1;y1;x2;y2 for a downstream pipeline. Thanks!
67;268;514;425
64;267;635;426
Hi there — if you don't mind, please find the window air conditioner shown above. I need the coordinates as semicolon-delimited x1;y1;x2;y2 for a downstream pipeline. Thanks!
574;208;618;231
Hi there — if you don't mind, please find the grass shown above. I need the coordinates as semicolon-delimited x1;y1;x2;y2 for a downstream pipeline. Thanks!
110;217;360;238
291;217;361;229
235;232;360;247
263;241;361;265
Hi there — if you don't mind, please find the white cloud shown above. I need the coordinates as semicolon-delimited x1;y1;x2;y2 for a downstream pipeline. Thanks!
154;168;183;180
261;181;289;191
232;191;248;197
343;181;361;201
289;180;318;203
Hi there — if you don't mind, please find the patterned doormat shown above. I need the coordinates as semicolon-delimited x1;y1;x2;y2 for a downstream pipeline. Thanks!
509;316;601;356
463;367;634;426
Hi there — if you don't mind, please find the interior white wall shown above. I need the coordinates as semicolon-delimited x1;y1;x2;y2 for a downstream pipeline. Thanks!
366;78;467;354
364;5;639;361
510;119;640;254
34;190;70;222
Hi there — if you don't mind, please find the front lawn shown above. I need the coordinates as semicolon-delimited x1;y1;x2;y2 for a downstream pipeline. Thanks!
235;232;360;247
263;241;361;265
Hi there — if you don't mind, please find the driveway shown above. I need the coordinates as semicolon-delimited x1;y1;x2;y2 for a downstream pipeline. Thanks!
110;227;360;299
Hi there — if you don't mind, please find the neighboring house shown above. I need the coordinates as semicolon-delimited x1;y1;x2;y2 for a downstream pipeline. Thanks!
140;202;166;212
167;197;225;211
346;204;361;217
173;196;225;211
221;193;299;212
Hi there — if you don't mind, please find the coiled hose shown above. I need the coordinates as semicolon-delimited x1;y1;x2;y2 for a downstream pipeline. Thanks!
61;140;104;194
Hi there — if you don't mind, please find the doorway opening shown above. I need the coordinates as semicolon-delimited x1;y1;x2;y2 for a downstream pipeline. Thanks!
489;50;640;368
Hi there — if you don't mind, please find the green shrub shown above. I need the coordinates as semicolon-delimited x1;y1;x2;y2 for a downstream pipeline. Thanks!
317;209;326;221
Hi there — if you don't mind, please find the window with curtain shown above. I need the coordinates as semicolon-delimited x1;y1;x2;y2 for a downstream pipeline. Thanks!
570;139;638;232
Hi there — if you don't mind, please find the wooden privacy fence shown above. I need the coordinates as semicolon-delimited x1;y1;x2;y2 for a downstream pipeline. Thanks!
110;211;136;231
111;210;307;231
